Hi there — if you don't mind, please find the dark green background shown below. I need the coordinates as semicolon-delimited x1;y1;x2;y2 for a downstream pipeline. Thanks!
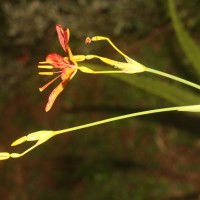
0;0;200;199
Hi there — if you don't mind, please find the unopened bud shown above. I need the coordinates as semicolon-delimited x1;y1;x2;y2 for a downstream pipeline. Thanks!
11;136;27;146
0;152;10;160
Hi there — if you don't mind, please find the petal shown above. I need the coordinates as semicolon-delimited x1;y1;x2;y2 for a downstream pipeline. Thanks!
56;24;70;52
46;53;69;69
45;82;67;112
67;47;78;67
61;67;77;82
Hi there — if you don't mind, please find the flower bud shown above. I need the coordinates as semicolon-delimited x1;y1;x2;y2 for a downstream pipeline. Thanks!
27;130;53;141
0;152;10;160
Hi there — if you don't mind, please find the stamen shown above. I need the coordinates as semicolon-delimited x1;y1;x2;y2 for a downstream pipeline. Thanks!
53;71;62;74
39;72;54;75
39;74;61;92
39;61;49;64
38;65;53;69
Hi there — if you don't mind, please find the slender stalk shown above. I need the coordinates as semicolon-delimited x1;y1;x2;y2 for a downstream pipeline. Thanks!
146;67;200;90
82;70;124;74
4;104;198;159
55;106;181;135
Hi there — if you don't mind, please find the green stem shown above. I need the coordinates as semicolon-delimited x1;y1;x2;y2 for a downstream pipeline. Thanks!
55;106;181;135
146;67;200;90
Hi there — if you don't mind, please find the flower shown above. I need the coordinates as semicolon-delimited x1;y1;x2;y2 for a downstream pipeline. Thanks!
39;25;146;112
38;24;78;112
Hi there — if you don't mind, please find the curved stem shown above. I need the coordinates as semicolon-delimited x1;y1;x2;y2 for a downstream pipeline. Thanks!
55;106;182;135
146;67;200;90
5;104;198;159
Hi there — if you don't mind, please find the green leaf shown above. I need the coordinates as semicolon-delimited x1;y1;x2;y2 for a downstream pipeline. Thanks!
85;63;200;105
111;73;200;105
168;0;200;78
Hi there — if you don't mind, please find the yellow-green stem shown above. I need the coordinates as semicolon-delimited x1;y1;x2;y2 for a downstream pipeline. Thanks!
55;106;182;135
146;68;200;90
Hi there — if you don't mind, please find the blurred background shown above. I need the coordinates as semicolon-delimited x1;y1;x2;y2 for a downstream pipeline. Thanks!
0;0;200;199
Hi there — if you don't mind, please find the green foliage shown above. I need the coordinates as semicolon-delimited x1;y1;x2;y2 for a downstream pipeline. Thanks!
112;73;200;105
87;0;200;107
168;0;200;78
86;63;200;105
1;1;200;199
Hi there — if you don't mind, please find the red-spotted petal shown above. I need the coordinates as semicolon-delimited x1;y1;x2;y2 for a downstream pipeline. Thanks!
45;82;65;112
56;24;70;52
60;67;77;82
46;53;70;69
67;47;77;66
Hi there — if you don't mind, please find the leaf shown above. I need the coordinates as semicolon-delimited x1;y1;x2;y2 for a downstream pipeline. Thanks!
111;73;200;105
85;63;200;105
168;0;200;78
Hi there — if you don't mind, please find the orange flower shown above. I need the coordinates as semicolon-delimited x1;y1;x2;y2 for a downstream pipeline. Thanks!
38;24;77;112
